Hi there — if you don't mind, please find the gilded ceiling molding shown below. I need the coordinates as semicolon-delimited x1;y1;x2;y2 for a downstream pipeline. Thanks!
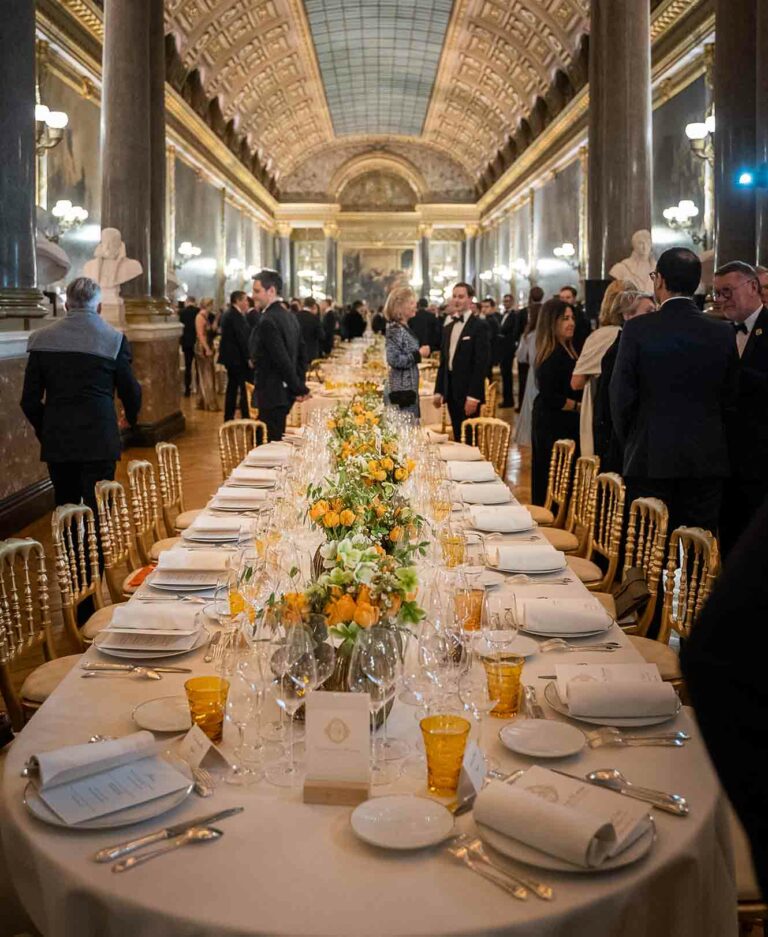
330;154;428;203
650;0;702;41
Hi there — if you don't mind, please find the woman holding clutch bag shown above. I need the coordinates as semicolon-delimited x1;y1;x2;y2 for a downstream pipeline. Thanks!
383;286;431;420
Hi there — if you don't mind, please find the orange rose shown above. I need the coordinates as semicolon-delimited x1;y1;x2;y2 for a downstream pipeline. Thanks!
375;470;387;482
329;594;357;625
357;584;372;605
389;526;403;542
394;468;405;481
339;509;356;526
354;415;365;426
353;603;379;628
367;460;379;474
331;498;343;512
323;511;340;528
381;457;394;471
375;504;387;518
326;419;336;430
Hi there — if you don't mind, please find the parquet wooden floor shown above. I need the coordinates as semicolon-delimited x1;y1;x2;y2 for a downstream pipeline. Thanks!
1;391;530;713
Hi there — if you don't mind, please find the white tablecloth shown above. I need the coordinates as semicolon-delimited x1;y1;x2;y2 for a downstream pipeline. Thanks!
0;477;737;937
301;391;442;426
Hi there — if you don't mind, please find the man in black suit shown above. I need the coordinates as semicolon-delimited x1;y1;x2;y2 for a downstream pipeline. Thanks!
246;295;261;332
248;269;309;441
434;282;490;441
295;296;324;369
20;276;141;513
713;261;768;556
411;297;441;352
219;290;253;422
559;285;590;352
342;300;367;340
480;298;501;377
320;298;338;355
498;297;519;408
178;295;197;397
610;247;738;534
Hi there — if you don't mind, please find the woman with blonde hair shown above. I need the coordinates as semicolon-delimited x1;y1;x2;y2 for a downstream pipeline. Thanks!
194;297;220;411
530;298;582;505
383;285;431;419
570;279;635;455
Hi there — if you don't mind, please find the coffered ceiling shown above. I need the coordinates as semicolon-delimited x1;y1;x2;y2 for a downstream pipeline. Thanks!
165;0;589;195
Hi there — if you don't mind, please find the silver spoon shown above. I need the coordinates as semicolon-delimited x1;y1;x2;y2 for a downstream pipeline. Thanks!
81;668;162;681
112;827;222;872
586;768;689;814
539;638;621;653
587;727;691;742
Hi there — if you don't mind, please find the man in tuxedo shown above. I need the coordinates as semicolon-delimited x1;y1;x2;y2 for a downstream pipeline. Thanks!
248;269;310;441
219;290;252;421
714;261;768;556
295;296;324;368
411;297;441;352
178;296;197;397
498;297;519;408
610;247;738;534
480;298;501;376
342;300;366;340
434;282;490;441
320;298;338;355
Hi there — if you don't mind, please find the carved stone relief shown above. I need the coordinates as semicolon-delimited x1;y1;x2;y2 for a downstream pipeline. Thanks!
338;172;417;211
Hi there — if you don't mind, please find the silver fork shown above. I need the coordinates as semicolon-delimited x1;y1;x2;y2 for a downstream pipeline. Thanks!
191;766;215;797
455;835;554;900
446;843;528;900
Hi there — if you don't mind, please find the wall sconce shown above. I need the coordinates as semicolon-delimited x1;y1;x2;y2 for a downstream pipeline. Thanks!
225;257;244;279
35;103;69;153
663;200;707;247
50;199;88;232
513;257;531;280
553;242;578;269
684;112;715;165
174;241;202;269
479;270;493;282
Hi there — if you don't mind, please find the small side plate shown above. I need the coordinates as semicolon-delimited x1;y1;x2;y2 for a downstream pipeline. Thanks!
498;719;585;758
350;795;454;850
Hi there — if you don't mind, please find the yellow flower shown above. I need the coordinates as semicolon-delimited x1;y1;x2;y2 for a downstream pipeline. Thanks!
353;603;378;628
375;470;387;482
375;504;387;518
354;415;365;426
309;500;329;521
389;525;403;542
367;460;379;474
327;593;356;626
394;468;405;481
326;419;336;430
339;509;356;526
406;458;416;472
381;457;394;471
323;511;340;528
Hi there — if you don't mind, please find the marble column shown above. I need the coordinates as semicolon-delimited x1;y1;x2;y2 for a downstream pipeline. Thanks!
756;2;768;266
102;0;183;443
587;0;652;310
0;0;46;322
275;223;292;295
419;224;432;300
714;0;757;265
463;225;478;289
323;223;338;299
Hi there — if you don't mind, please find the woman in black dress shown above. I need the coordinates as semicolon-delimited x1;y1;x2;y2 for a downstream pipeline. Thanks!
531;298;582;505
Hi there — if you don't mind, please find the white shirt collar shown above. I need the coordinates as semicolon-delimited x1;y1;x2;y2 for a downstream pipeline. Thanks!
744;306;763;333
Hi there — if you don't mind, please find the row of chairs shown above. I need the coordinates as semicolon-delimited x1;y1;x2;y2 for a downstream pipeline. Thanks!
0;442;204;728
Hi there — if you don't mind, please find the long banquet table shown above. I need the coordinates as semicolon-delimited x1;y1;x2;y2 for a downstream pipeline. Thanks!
0;450;737;937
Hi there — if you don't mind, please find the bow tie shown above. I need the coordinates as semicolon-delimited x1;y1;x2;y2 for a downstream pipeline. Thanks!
733;322;749;335
452;315;465;323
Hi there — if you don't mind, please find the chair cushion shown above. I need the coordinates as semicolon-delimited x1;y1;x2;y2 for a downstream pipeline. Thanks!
567;555;603;584
541;527;580;553
150;537;182;561
592;592;617;619
524;504;554;527
628;636;682;681
21;654;82;704
728;804;762;902
174;509;202;531
81;604;125;640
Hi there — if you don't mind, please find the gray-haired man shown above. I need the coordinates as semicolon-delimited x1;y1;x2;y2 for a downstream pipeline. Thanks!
20;276;142;512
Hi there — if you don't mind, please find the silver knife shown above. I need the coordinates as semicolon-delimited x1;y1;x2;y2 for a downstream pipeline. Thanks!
82;664;193;674
203;630;222;663
93;806;244;863
523;685;546;719
548;769;689;816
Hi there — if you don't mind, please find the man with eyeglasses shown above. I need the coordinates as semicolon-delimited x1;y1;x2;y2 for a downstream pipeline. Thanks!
713;261;768;556
756;265;768;307
610;247;738;538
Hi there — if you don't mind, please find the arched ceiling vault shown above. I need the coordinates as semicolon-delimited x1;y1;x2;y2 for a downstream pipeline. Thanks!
165;0;589;198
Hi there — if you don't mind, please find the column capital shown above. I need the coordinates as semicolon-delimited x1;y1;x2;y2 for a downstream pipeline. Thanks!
463;224;479;239
276;222;293;238
418;223;433;239
322;222;339;239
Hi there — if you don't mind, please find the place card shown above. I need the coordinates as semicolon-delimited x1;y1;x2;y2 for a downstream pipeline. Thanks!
176;724;231;770
303;692;370;806
455;740;487;804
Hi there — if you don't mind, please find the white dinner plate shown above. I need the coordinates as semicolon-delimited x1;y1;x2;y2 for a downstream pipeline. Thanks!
462;568;506;589
473;633;539;658
24;761;194;831
133;696;192;732
351;795;454;850
476;815;655;873
470;524;537;536
498;719;585;758
520;627;612;640
181;531;239;543
146;579;219;593
93;627;209;660
487;562;568;575
543;681;682;727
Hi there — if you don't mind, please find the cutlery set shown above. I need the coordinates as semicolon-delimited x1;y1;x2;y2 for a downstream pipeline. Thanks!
80;663;192;681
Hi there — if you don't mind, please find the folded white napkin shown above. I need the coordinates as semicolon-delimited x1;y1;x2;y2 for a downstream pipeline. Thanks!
566;681;679;718
190;514;243;532
458;482;512;504
474;775;617;868
447;461;497;483
519;597;612;634
245;443;291;465
156;548;231;572
436;443;484;462
492;544;565;571
214;486;269;502
109;602;200;632
229;466;277;484
470;505;533;532
425;429;448;443
30;731;157;790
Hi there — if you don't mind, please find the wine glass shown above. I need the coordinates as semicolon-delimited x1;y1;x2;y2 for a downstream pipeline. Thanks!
348;627;402;786
458;665;500;771
225;672;264;785
485;594;521;659
265;626;317;787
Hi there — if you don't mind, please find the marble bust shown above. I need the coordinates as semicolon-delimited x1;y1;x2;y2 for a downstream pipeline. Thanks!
83;227;142;305
609;229;654;293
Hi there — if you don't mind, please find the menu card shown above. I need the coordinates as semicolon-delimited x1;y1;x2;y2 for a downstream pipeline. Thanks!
303;692;370;805
29;732;191;826
474;766;650;868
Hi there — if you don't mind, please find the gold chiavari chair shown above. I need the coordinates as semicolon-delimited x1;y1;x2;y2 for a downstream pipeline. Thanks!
307;358;325;382
424;402;451;438
95;480;146;602
629;526;719;686
244;381;260;420
541;455;600;554
51;504;122;648
0;538;81;729
619;498;669;635
523;438;575;528
219;418;268;478
155;442;202;532
286;399;303;429
460;417;511;478
480;378;498;419
127;460;181;564
568;472;626;592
